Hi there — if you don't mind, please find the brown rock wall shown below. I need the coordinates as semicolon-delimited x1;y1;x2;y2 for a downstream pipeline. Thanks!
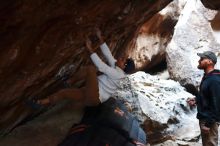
0;0;172;135
201;0;220;10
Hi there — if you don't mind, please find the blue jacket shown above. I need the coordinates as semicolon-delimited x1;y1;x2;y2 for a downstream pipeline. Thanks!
196;69;220;127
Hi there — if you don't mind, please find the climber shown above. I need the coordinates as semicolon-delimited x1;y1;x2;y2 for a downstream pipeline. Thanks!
25;28;149;146
27;28;135;108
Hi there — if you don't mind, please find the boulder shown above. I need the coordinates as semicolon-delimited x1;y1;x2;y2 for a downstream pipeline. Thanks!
201;0;220;10
129;0;187;70
0;71;200;145
113;71;199;144
166;0;220;87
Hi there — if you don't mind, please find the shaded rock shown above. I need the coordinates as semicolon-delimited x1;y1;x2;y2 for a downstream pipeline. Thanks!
210;12;220;44
152;140;178;146
200;0;220;10
130;0;186;70
0;0;173;135
166;0;220;87
1;71;220;146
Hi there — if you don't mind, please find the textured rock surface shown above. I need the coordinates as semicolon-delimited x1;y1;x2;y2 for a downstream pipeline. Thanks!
1;0;220;145
130;0;186;70
0;101;84;146
166;0;220;87
152;140;202;146
0;71;200;146
113;71;199;144
0;0;173;134
201;0;220;10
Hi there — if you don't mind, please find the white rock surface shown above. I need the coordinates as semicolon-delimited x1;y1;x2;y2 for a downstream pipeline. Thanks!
113;71;200;142
152;139;202;146
166;0;220;86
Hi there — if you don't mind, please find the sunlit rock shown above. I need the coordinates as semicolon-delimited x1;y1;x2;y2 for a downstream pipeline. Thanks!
210;12;220;44
0;71;203;145
152;139;202;146
166;0;220;87
200;0;220;10
0;0;173;134
130;0;187;70
113;71;199;144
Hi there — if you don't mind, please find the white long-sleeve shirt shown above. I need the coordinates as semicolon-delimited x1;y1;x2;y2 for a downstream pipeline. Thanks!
90;42;126;102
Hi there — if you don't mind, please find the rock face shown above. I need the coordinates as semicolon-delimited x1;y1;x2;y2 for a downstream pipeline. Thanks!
130;0;186;71
0;0;173;134
0;102;84;146
166;0;220;87
211;12;220;43
0;71;200;146
201;0;220;10
1;0;220;143
113;71;199;144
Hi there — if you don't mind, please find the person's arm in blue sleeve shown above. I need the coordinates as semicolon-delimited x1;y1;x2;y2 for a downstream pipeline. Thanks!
205;80;220;127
